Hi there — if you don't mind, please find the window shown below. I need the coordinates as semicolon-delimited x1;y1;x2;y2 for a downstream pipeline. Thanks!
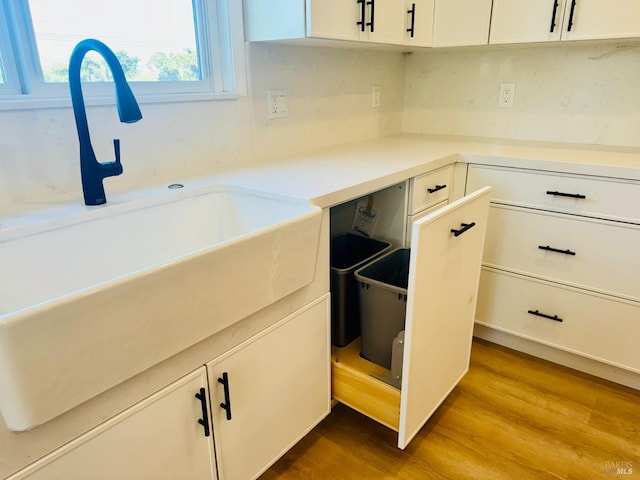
0;0;245;105
0;53;6;83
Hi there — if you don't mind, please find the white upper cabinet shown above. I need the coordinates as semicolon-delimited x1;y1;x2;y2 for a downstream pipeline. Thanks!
306;0;361;41
244;0;431;47
561;0;640;41
403;0;435;47
490;0;567;44
432;0;492;47
490;0;640;44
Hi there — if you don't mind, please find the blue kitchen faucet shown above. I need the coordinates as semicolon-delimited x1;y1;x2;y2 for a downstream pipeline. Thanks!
69;38;142;205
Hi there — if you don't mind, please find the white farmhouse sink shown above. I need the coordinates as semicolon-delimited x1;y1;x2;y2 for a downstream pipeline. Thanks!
0;185;321;430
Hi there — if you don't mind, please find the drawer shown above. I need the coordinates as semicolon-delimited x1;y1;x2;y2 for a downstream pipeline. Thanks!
467;165;640;223
409;166;453;214
476;268;640;373
332;339;401;431
483;205;640;301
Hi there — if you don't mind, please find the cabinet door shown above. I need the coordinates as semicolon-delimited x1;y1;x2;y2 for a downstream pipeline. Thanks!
560;0;640;41
307;0;361;41
398;186;491;449
208;296;330;480
433;0;492;47
12;369;216;480
490;0;567;44
403;0;434;47
367;0;405;44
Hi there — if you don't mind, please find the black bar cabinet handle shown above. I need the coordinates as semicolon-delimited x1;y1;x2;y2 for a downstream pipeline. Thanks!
538;245;576;256
550;0;559;32
356;0;366;31
194;388;211;437
546;190;586;199
218;372;232;421
427;184;447;194
567;0;577;31
366;0;375;32
451;222;476;237
528;309;563;323
407;3;416;37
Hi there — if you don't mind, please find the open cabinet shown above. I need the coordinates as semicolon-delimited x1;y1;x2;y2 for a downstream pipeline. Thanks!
331;185;491;448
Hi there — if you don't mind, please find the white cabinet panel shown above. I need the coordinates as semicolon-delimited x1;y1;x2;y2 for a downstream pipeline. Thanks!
409;165;453;214
433;0;492;47
399;186;491;448
245;0;432;46
208;296;330;480
10;369;215;480
466;165;640;223
490;0;567;44
490;0;640;44
403;0;435;47
307;0;361;41
483;205;640;301
365;0;406;44
476;268;640;373
561;0;640;41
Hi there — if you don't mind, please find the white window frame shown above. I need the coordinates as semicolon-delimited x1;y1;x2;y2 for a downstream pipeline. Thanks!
0;0;246;110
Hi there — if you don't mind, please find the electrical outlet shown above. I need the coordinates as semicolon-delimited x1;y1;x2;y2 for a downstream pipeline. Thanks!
499;83;515;108
372;85;381;108
268;89;288;118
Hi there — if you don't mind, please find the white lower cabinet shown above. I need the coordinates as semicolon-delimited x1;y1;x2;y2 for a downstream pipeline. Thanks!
332;186;491;448
9;296;330;480
9;369;217;480
207;296;330;480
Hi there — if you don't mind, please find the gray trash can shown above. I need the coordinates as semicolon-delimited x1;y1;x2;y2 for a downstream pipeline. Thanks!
330;233;392;347
355;248;410;369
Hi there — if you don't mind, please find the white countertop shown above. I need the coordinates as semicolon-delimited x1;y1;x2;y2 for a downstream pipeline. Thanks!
197;133;640;207
2;133;640;234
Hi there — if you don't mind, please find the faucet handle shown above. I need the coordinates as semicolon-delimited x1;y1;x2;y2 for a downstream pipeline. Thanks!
112;138;123;175
113;138;121;164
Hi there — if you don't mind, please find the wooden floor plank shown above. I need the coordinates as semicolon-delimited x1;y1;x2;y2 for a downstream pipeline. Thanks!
262;339;640;479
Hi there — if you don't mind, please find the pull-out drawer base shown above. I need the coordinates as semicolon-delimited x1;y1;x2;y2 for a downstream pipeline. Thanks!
332;339;400;431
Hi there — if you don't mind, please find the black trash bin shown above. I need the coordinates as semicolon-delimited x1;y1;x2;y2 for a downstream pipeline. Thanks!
355;248;410;369
330;233;392;347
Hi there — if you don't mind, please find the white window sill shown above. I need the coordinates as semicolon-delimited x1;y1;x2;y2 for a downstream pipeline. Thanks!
0;90;242;111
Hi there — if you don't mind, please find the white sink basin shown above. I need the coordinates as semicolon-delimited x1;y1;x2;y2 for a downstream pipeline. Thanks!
0;185;321;430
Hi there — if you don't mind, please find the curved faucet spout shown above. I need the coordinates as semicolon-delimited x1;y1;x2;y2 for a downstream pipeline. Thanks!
69;38;142;206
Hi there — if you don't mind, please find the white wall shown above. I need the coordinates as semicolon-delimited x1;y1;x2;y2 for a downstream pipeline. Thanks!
0;43;405;207
403;40;640;147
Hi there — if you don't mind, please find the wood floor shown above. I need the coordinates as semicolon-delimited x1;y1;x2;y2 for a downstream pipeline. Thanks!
261;338;640;480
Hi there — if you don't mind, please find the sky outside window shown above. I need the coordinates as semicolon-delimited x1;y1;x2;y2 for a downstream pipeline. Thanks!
28;0;201;82
0;54;6;83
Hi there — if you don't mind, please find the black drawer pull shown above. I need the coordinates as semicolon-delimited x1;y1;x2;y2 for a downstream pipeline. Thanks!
194;388;211;437
356;0;366;31
567;0;577;31
546;190;586;199
218;372;232;421
528;309;563;323
407;3;416;37
451;222;475;237
366;0;375;32
550;0;559;32
427;184;447;194
538;245;576;256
